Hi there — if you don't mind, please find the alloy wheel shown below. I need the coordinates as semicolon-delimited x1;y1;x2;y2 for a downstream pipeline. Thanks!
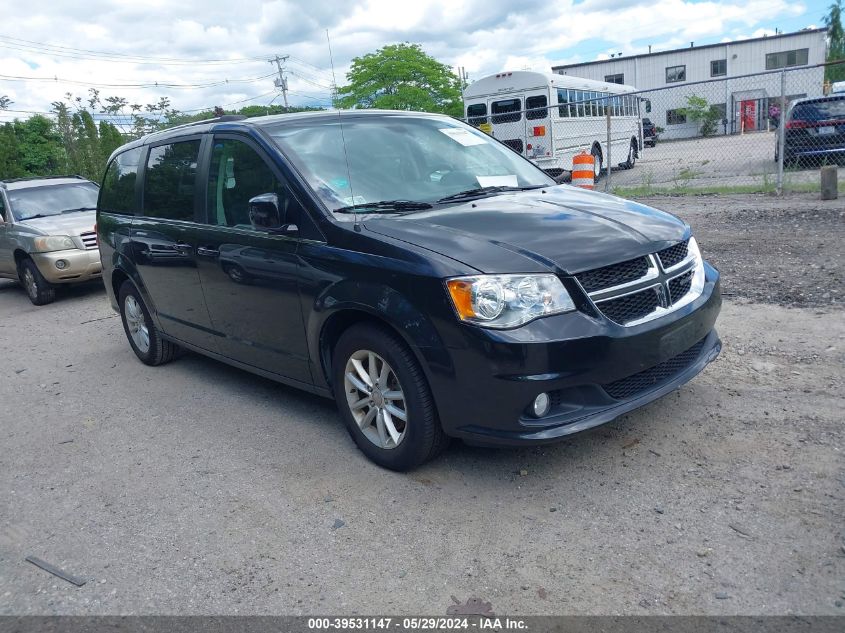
23;268;38;300
124;295;150;354
343;349;408;450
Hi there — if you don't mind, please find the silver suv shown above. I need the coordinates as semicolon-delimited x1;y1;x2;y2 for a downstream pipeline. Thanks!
0;176;102;305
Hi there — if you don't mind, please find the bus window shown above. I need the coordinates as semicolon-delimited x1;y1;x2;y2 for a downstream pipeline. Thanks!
597;93;605;117
590;92;599;117
491;98;522;123
467;103;488;127
526;95;548;120
574;91;585;117
557;89;571;117
644;98;652;113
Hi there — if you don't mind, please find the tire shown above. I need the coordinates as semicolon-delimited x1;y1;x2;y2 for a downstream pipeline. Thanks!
19;258;55;306
624;140;637;169
591;145;603;181
118;280;179;366
331;323;448;471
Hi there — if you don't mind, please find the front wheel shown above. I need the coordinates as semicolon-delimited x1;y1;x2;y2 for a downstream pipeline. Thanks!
591;145;603;181
19;259;55;306
118;280;179;366
332;324;448;471
624;140;637;169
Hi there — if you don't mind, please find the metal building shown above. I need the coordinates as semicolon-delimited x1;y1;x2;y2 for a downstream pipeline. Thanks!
551;28;828;140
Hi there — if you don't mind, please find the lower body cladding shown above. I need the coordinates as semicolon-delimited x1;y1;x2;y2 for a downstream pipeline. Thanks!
427;268;722;446
30;249;102;283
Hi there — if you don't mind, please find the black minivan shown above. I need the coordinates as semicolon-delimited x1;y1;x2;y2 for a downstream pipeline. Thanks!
97;110;721;471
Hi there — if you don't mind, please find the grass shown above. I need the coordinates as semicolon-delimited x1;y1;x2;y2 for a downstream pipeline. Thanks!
613;180;843;198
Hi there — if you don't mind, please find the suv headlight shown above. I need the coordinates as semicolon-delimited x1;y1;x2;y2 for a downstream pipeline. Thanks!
446;274;575;328
32;235;77;253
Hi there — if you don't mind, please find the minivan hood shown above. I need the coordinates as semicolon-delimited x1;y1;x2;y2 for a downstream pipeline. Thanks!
18;211;97;236
363;186;689;274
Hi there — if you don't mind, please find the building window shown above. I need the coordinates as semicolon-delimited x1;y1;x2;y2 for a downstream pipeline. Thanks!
666;109;687;125
605;73;624;84
711;59;727;77
765;48;809;70
666;65;686;83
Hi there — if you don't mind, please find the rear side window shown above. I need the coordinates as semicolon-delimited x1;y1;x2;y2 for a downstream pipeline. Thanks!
466;104;487;127
790;98;845;122
526;95;548;120
143;140;201;221
491;98;521;124
100;147;142;214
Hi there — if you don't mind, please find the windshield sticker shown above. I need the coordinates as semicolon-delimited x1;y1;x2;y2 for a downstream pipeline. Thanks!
439;128;487;146
341;196;367;206
477;175;518;187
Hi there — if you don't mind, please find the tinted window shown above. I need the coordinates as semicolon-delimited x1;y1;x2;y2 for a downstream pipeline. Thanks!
526;95;548;120
491;98;521;123
466;103;487;126
0;194;6;221
790;98;845;122
666;65;686;83
100;147;142;214
143;140;201;221
605;73;624;84
711;59;727;77
766;49;809;70
207;138;298;230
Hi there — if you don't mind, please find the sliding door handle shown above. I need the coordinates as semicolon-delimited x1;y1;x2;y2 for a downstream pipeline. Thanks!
196;246;219;257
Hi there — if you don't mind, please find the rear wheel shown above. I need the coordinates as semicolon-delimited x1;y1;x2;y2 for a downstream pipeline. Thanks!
332;323;447;471
19;259;55;306
624;140;637;169
118;280;179;366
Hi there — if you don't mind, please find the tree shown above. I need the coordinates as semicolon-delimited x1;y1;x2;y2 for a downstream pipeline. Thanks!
337;43;463;116
0;95;11;110
824;1;845;82
680;95;722;137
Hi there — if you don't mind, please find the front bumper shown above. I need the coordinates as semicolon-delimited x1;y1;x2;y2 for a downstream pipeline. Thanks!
31;249;102;284
427;265;722;446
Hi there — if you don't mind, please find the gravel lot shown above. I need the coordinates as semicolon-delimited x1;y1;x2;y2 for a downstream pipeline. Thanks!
0;193;842;615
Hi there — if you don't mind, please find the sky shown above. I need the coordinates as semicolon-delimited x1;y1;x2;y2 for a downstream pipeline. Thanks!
0;0;832;121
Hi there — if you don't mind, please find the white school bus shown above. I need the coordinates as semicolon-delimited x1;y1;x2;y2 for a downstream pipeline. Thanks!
463;71;644;180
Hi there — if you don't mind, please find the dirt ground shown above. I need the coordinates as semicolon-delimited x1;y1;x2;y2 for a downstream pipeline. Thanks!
0;193;842;615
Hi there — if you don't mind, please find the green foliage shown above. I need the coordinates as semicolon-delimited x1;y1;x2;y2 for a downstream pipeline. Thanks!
679;95;722;137
337;43;463;116
824;1;845;82
0;95;11;110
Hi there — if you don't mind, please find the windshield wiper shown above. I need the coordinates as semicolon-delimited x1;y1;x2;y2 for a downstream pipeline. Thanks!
436;185;544;204
18;213;52;220
334;200;433;214
60;206;97;214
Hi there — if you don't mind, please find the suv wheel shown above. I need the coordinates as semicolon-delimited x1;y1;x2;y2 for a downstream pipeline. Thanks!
332;324;448;471
19;259;55;306
118;280;179;366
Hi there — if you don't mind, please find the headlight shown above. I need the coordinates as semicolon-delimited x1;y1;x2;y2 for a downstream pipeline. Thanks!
32;235;76;252
446;273;575;328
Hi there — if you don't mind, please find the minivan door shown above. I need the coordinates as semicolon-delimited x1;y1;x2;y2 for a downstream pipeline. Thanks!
193;135;311;384
133;138;218;351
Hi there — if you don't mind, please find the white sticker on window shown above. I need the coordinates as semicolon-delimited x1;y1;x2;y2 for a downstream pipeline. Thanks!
439;127;487;146
477;175;518;187
341;196;367;206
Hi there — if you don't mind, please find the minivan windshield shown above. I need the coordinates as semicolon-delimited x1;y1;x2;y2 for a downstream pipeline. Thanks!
9;182;99;221
264;115;554;216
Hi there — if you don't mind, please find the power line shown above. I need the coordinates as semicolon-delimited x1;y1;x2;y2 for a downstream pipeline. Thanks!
0;71;277;90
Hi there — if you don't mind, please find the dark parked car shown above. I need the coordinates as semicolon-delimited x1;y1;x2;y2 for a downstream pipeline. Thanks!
642;117;658;147
97;111;721;471
777;94;845;166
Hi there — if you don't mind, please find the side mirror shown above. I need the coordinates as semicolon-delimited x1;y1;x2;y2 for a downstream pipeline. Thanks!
248;193;282;229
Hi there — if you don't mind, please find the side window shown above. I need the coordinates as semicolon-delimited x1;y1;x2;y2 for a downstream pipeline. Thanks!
206;138;299;232
526;95;548;120
143;140;201;221
491;98;521;124
557;89;571;118
100;147;142;214
466;103;487;126
0;193;5;221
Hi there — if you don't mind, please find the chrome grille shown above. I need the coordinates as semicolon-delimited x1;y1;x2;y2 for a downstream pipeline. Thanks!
657;239;689;269
79;231;98;250
596;287;662;324
603;338;706;400
574;256;650;293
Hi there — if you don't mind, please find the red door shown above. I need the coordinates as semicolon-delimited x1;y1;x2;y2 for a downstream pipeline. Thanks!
741;100;756;131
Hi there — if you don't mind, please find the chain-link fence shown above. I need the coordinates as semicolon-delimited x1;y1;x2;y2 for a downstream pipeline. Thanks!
462;61;845;196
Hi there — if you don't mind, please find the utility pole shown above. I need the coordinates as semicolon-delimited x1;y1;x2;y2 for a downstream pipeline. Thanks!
270;55;289;110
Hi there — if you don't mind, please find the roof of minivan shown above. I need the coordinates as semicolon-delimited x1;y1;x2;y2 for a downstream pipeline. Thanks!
109;109;452;159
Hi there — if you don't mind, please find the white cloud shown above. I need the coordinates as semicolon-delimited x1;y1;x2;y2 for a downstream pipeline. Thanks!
0;0;815;120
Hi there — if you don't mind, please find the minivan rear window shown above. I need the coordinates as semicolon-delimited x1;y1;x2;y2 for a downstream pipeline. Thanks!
143;140;201;221
491;99;522;124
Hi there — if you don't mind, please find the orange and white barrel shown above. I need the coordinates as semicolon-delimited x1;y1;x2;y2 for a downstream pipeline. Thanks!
572;151;595;189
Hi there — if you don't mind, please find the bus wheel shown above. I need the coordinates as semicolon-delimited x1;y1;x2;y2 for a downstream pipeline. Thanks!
624;140;637;169
591;145;603;180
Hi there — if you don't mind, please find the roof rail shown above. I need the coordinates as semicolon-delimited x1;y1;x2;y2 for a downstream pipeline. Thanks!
0;174;88;185
152;114;249;135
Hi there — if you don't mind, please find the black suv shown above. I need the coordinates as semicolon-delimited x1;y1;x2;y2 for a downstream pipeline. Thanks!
778;94;845;166
97;111;721;471
642;117;658;147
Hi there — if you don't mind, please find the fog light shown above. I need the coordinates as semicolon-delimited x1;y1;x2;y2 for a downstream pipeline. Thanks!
55;259;69;270
532;392;551;418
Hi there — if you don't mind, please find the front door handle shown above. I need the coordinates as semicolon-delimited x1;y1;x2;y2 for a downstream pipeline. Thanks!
196;246;219;257
174;242;193;255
